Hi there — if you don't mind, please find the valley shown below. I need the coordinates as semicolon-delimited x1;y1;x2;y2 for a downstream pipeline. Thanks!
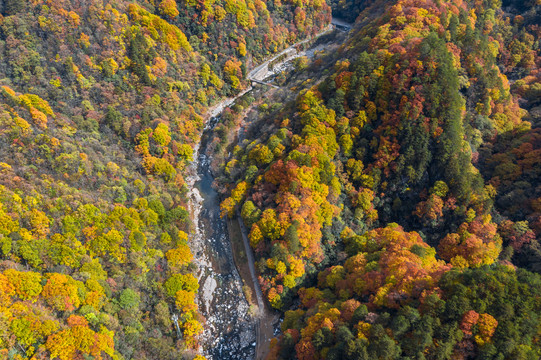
188;21;349;359
1;1;541;360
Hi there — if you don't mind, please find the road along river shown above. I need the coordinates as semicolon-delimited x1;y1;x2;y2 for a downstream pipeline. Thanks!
185;20;349;359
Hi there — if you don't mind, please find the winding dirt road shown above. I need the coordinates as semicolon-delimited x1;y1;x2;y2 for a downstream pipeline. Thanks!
237;215;278;360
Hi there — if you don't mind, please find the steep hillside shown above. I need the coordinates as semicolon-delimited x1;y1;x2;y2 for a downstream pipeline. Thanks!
0;0;330;359
2;0;541;359
216;0;541;358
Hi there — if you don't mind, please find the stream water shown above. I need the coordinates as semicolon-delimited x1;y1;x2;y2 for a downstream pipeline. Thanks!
186;114;256;359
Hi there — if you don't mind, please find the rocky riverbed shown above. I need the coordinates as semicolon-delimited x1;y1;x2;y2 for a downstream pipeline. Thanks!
186;123;256;359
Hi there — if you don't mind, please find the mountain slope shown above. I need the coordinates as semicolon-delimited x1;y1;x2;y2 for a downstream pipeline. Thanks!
215;0;541;358
0;0;330;359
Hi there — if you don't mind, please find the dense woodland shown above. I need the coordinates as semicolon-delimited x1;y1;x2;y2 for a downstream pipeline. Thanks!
0;0;330;359
2;0;541;359
215;0;541;358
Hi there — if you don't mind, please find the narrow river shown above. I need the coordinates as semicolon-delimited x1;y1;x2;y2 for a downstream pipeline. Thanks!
185;20;349;359
187;118;256;359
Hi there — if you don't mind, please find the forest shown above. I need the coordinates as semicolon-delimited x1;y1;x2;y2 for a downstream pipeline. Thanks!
0;0;329;359
215;0;541;358
1;0;541;359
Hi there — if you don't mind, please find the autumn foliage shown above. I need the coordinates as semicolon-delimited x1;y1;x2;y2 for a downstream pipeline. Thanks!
0;0;331;358
217;0;541;358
